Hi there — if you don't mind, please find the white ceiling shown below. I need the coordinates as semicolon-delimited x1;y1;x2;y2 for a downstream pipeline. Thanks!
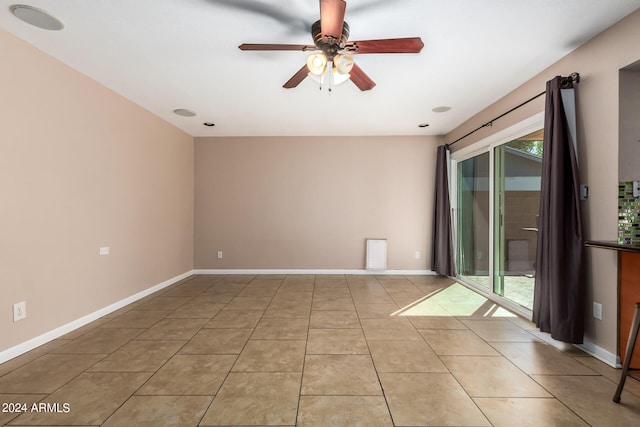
2;0;639;137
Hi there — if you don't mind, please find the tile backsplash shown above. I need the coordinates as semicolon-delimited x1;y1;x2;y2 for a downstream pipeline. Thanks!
619;181;640;245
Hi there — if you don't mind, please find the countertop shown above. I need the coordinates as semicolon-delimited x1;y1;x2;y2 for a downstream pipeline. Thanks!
585;240;640;254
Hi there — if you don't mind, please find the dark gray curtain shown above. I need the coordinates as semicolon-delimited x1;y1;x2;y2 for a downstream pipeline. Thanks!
432;145;456;276
533;76;584;343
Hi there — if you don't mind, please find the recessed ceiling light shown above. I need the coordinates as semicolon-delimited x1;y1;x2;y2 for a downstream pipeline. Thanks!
203;122;215;127
173;108;196;117
432;106;452;113
418;123;430;128
10;5;64;31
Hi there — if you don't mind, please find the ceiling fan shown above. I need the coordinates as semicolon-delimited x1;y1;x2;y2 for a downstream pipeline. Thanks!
238;0;424;91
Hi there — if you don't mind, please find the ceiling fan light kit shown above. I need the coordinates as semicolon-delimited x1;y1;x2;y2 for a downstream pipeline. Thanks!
238;0;423;91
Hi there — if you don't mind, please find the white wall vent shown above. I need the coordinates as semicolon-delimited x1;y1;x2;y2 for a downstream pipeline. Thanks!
366;239;387;271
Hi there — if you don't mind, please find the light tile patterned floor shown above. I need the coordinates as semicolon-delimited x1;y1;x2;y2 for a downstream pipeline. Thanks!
1;274;640;426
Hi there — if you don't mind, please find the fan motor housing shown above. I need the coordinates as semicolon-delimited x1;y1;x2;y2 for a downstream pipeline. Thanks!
311;19;349;60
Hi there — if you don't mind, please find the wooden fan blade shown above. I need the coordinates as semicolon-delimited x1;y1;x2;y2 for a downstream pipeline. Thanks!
239;43;315;51
347;37;424;54
283;64;309;89
320;0;346;38
349;63;376;91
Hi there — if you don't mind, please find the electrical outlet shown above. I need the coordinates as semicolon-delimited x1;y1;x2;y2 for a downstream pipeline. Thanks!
593;302;603;320
99;247;110;255
217;251;223;259
13;301;26;322
415;251;421;259
580;184;589;200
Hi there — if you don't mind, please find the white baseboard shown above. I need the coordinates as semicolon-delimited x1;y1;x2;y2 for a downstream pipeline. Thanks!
194;269;436;276
577;337;620;368
0;270;193;365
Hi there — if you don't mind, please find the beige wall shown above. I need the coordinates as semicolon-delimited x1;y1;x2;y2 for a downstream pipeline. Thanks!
0;29;194;354
446;9;640;357
5;7;638;362
194;136;441;270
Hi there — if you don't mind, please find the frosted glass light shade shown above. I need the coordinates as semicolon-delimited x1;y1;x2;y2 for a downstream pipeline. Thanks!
306;53;327;75
334;54;354;74
332;68;350;85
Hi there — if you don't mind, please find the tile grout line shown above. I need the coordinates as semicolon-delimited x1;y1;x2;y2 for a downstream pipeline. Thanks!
348;273;398;427
294;273;316;427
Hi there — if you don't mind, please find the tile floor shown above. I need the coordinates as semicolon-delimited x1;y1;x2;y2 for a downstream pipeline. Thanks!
1;274;640;426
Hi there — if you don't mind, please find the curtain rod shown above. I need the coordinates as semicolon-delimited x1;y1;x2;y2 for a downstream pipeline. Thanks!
447;72;580;148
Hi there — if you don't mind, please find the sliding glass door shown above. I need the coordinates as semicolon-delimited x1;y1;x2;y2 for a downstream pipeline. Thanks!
453;127;543;312
456;152;490;289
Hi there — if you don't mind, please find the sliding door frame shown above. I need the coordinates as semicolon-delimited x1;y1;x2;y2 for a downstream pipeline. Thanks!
450;112;544;319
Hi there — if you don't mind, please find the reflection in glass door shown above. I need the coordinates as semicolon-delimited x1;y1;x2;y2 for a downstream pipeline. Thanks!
493;133;543;310
456;152;490;289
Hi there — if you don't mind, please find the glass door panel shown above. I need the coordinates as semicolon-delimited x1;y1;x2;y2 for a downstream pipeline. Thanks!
493;133;543;310
494;147;505;297
456;152;490;289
